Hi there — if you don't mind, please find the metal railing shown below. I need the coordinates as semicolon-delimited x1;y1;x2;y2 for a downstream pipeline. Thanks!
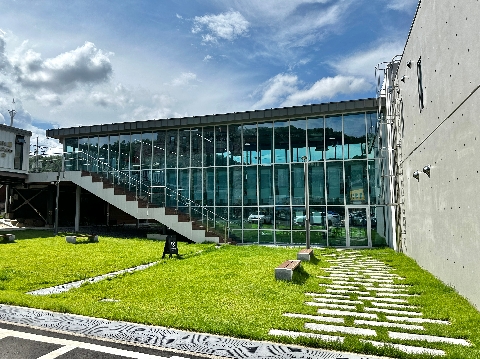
31;151;228;239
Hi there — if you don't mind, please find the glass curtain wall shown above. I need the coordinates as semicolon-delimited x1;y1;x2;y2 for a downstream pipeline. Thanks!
63;111;385;246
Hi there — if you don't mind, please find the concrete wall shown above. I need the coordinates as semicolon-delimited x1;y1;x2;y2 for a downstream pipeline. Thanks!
395;1;480;309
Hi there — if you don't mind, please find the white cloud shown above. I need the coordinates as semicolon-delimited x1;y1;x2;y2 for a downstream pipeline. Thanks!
253;73;371;109
170;72;198;86
192;11;249;43
329;41;405;79
386;0;418;12
11;41;113;94
203;55;213;62
282;76;370;106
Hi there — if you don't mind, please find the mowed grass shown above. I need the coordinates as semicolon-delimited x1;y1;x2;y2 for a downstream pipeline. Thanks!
1;230;480;358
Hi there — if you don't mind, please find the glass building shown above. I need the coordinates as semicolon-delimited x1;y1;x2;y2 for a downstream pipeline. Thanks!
47;98;388;247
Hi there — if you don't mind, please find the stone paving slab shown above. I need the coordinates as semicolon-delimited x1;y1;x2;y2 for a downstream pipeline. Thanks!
27;262;159;295
316;309;378;319
370;302;418;310
312;298;362;305
0;304;380;359
388;332;471;346
325;289;371;295
364;308;422;316
283;313;345;324
268;329;344;344
306;302;357;310
353;320;423;331
305;323;376;337
305;293;350;299
385;316;450;325
358;296;408;303
361;339;446;356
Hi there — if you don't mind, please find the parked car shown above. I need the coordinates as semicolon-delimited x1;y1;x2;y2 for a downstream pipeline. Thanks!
293;211;340;226
247;212;272;224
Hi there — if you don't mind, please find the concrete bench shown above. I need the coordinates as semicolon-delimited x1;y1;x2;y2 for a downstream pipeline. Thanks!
297;248;314;261
275;260;301;281
1;233;15;242
66;235;98;244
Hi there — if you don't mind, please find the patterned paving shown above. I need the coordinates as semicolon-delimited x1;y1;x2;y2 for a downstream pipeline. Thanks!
0;304;381;359
269;250;472;357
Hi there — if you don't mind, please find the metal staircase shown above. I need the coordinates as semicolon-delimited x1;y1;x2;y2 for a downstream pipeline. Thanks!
28;152;226;243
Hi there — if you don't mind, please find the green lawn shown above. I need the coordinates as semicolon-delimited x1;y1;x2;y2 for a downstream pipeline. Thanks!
0;230;479;358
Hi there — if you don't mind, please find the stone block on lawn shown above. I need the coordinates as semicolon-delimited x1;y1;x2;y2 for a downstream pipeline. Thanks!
65;236;76;244
297;248;314;261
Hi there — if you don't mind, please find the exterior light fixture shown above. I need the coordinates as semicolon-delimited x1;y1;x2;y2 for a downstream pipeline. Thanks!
413;170;420;182
423;165;431;178
400;75;408;82
407;60;412;68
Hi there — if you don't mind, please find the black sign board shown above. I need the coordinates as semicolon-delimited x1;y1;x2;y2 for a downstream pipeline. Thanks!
162;235;178;258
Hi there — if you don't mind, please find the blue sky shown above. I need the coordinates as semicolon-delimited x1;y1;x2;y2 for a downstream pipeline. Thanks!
0;0;418;151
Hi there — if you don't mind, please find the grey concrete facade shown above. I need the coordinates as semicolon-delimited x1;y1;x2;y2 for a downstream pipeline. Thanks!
392;1;480;309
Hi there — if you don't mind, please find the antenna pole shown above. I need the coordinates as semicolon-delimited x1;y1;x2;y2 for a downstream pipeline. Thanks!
8;99;16;127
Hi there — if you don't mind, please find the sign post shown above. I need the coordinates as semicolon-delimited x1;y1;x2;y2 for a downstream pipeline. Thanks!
162;235;178;258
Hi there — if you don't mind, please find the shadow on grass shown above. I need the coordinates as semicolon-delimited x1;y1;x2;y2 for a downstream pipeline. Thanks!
291;265;310;285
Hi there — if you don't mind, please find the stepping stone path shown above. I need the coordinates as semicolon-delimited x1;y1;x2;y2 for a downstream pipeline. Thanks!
269;250;472;357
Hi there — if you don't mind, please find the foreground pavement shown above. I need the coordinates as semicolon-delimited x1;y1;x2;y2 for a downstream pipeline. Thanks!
0;304;383;359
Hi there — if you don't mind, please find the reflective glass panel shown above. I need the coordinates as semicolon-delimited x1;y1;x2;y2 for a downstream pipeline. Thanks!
243;124;257;165
141;133;153;169
130;133;142;170
259;166;273;205
343;113;366;160
229;207;243;243
325;115;342;160
327;206;346;246
166;130;177;168
204;168;214;206
215;126;228;166
367;111;378;159
191;168;202;207
229;125;242;165
190;129;202;167
119;134;130;170
307;117;324;161
243;166;257;205
369;159;382;205
274;120;289;163
290;118;307;162
258;122;273;164
274;165;290;205
203;127;215;167
78;137;90;171
108;135;119;172
291;163;305;205
310;206;327;230
178;168;190;213
229;166;242;206
178;129;190;168
165;169;177;207
310;162;325;205
275;206;291;243
345;161;368;205
348;207;368;246
64;138;78;171
326;161;344;205
152;131;165;169
98;136;109;176
215;168;228;206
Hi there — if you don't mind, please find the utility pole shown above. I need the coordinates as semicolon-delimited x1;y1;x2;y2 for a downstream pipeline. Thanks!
8;99;16;127
302;155;311;249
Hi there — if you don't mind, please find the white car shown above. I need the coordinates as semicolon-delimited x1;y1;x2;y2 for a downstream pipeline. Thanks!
247;213;272;224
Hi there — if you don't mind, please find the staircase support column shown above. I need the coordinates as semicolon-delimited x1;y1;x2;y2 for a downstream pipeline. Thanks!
75;185;81;232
